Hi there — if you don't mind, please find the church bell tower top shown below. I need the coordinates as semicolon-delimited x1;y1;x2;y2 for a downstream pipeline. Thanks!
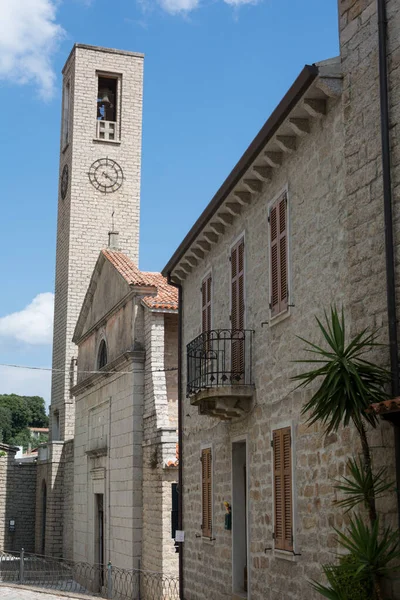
62;43;144;74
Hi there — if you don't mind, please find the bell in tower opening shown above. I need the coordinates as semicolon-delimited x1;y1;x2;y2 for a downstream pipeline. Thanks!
97;76;117;122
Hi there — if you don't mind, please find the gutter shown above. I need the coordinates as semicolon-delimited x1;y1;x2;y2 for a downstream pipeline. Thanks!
377;0;400;525
162;64;318;278
167;275;184;599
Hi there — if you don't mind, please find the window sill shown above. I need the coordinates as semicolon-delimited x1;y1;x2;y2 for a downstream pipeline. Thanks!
202;536;216;545
93;138;121;145
269;308;291;328
273;548;297;562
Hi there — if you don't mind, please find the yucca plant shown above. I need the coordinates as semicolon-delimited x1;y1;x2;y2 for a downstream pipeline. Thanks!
335;515;400;600
334;457;394;514
293;307;391;523
311;556;372;600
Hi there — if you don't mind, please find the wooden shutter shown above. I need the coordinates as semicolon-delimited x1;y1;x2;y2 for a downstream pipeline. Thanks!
270;194;288;317
231;239;245;380
202;275;212;333
201;448;212;537
273;427;293;551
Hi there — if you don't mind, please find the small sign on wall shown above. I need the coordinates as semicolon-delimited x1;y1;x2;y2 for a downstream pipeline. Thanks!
175;530;185;543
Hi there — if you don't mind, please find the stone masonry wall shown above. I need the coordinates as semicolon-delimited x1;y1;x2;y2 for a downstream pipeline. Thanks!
74;365;144;570
179;79;396;600
63;440;74;559
0;447;36;553
142;310;178;576
51;45;143;442
165;313;179;430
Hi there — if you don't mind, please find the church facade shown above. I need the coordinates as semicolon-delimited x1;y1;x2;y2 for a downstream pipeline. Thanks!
34;43;179;581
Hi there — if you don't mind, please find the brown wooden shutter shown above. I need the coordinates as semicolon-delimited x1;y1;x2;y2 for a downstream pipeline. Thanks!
202;275;212;333
231;239;245;380
201;448;212;537
270;194;288;316
273;427;293;551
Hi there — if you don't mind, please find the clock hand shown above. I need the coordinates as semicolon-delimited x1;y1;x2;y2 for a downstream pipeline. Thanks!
102;171;116;184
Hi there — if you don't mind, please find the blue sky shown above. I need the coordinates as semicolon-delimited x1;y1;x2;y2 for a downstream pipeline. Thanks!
0;0;339;406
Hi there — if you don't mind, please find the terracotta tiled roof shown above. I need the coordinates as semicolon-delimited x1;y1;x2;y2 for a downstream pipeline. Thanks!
102;249;151;286
28;427;49;433
102;249;178;311
141;272;178;311
368;398;400;415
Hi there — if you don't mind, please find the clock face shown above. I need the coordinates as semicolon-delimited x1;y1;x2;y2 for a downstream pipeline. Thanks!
61;164;69;200
88;158;124;193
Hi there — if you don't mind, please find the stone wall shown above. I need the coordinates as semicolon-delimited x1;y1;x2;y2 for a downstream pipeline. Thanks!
63;440;74;559
165;313;179;430
74;364;144;570
142;309;178;576
0;445;37;553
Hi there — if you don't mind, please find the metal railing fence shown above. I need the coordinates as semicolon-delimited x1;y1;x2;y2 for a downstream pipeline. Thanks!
187;328;254;396
0;549;179;600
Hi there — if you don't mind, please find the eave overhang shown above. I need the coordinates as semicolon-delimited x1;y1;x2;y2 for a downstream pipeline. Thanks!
162;59;342;282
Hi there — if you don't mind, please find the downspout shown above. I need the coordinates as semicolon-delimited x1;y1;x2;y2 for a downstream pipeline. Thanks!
167;275;184;599
377;0;400;526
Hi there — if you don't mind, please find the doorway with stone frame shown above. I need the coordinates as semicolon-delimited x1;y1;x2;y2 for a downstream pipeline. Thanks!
232;439;248;600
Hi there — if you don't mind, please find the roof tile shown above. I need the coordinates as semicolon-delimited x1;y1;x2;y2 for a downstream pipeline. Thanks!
102;249;178;311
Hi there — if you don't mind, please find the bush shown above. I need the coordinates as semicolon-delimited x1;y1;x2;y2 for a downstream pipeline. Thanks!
336;554;372;600
313;555;372;600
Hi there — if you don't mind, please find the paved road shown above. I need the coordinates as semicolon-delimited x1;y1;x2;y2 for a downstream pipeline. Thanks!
0;587;83;599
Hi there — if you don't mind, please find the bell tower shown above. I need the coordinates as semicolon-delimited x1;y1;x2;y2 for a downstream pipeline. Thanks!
51;44;144;441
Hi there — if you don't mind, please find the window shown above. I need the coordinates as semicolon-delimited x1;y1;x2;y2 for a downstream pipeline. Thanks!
231;238;245;380
201;274;212;334
269;193;288;317
96;75;118;141
62;81;70;148
201;448;212;537
97;340;108;369
53;410;60;441
272;427;293;551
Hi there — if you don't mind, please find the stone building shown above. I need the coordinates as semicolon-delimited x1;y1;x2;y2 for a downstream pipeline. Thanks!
71;246;178;577
162;1;400;598
35;42;179;582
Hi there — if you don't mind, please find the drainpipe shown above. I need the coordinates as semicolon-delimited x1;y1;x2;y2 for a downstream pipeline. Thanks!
377;0;400;526
167;275;184;598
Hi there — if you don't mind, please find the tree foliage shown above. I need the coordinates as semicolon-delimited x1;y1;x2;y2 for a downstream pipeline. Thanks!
0;394;48;448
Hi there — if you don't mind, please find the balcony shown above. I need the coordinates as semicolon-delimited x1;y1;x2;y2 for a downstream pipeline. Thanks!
96;120;117;141
187;329;255;419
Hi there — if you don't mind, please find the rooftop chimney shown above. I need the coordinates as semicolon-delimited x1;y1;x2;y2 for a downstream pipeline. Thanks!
108;230;119;250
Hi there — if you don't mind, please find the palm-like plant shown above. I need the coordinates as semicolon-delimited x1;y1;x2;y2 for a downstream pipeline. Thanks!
335;515;400;600
293;307;390;522
334;457;394;514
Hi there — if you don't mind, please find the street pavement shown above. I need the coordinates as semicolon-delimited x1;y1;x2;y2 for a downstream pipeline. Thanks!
0;587;84;599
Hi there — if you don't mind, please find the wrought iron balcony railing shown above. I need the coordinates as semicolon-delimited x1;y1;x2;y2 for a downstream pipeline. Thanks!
186;329;254;397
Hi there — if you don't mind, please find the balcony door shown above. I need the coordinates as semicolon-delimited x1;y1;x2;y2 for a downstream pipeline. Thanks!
231;238;245;382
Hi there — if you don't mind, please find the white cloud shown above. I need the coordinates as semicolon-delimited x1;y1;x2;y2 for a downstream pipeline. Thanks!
222;0;257;5
0;0;65;99
149;0;257;15
0;293;54;345
0;366;51;407
158;0;198;13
